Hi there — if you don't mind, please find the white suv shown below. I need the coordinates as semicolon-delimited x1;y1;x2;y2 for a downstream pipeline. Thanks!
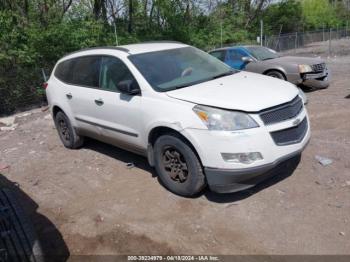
46;42;310;196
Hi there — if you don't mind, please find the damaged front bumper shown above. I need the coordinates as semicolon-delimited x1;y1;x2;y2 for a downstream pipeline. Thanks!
302;68;330;89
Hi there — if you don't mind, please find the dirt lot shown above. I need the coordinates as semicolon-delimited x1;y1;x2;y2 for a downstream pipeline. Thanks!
0;50;350;258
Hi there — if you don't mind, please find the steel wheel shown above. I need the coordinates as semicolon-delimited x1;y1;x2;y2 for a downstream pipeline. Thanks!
54;111;84;149
57;118;70;142
162;146;189;183
154;135;206;196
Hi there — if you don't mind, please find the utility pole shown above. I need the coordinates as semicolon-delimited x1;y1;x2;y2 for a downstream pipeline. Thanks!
220;21;223;47
323;23;325;42
114;22;119;46
260;19;263;46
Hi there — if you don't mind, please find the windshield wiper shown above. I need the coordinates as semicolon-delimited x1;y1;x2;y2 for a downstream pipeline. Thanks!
165;70;236;91
170;83;193;90
211;70;235;80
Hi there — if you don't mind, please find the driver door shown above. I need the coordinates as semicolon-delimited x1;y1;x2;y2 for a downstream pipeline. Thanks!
226;49;249;70
90;56;143;151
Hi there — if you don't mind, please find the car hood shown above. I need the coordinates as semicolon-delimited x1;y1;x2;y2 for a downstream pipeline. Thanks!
266;56;323;66
166;71;299;112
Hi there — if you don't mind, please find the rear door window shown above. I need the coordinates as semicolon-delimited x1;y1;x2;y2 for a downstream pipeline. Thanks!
70;56;101;88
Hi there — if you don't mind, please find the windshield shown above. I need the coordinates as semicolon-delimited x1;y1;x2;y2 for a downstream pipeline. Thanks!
128;47;235;92
245;46;279;61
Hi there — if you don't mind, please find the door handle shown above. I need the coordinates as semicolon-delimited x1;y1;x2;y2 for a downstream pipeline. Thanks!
94;98;104;106
66;93;73;99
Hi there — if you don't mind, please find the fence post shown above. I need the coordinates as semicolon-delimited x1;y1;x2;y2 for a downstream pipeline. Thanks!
323;24;325;42
347;21;348;38
260;19;263;46
337;24;339;39
294;32;298;53
328;28;332;57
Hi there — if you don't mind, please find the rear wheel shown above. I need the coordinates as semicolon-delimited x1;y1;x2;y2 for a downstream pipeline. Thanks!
54;111;84;149
153;135;206;196
266;70;286;80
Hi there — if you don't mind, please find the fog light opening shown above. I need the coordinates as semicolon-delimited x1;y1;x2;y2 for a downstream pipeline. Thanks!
221;152;263;164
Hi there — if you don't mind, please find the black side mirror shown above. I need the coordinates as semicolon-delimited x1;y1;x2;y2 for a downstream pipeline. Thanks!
241;56;254;63
117;79;140;95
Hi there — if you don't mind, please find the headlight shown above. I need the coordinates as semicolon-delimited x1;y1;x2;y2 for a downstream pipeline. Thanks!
193;105;259;131
298;64;313;73
297;87;308;105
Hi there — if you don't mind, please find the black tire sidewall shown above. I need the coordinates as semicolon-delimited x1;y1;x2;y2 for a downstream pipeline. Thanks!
267;71;285;80
54;111;76;148
154;135;205;196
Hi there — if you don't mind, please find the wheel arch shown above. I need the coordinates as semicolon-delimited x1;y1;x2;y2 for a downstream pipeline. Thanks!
52;105;64;118
51;104;77;127
147;126;202;168
263;68;287;80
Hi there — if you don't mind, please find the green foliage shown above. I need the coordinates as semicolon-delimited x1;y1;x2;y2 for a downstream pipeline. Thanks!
263;0;303;33
301;0;339;28
1;0;350;115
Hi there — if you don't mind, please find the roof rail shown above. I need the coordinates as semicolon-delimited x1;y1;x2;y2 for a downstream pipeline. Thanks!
127;40;184;45
62;46;129;58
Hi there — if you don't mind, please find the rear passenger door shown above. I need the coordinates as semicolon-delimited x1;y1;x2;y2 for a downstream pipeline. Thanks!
63;56;102;135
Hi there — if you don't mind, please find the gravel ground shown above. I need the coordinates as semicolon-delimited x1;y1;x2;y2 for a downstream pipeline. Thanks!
0;52;349;258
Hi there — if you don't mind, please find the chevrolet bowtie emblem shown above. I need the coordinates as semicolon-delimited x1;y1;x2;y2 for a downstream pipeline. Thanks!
293;118;301;126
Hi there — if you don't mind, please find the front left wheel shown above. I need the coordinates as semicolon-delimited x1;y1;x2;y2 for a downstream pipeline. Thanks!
153;135;206;196
266;70;286;80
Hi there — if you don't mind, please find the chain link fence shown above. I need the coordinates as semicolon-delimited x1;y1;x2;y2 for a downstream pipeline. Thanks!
265;26;350;55
0;67;47;117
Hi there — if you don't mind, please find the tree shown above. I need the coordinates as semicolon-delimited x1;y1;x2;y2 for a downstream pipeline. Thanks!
263;0;303;33
302;0;339;28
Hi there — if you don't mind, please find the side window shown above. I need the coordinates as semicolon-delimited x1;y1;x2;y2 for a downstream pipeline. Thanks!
54;60;74;83
99;56;135;92
70;56;101;87
228;49;245;62
210;51;225;62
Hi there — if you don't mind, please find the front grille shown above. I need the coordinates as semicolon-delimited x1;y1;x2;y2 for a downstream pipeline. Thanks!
259;96;303;125
270;117;308;146
312;63;326;72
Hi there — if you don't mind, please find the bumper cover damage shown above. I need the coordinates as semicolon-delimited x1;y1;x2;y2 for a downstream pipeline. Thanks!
205;141;309;193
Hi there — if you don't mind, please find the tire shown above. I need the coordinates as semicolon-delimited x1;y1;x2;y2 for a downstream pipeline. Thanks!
266;70;286;80
153;135;206;196
54;111;84;149
0;188;43;262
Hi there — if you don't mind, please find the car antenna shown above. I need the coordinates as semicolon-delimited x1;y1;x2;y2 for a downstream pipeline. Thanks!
41;68;47;82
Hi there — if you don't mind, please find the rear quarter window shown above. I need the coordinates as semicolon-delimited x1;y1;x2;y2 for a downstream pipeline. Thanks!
54;60;74;83
54;56;101;88
70;56;101;87
209;51;226;62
